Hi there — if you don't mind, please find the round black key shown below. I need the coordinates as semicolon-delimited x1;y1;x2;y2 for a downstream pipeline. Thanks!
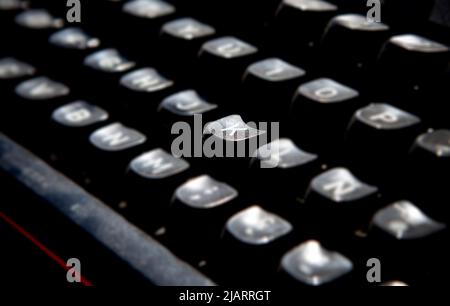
158;18;216;80
345;103;424;189
86;122;149;202
158;91;224;158
82;48;137;106
0;0;27;22
328;0;435;29
47;27;102;85
157;89;221;139
117;0;178;61
218;205;294;285
13;9;65;63
118;67;178;134
49;27;101;55
368;200;448;286
10;75;73;154
198;36;260;104
13;76;72;120
290;78;360;157
241;58;306;121
320;14;390;80
406;130;450;220
0;58;36;129
0;57;36;92
271;0;339;68
198;114;268;184
123;148;192;231
249;138;321;207
377;34;450;89
166;175;241;263
278;240;354;287
305;167;380;239
50;100;110;155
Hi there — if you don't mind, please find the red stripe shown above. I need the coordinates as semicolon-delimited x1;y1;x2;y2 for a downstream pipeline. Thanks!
0;211;94;287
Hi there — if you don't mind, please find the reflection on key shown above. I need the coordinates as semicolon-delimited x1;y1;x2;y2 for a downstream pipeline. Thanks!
130;148;190;179
201;37;258;59
247;58;305;82
49;27;101;50
281;240;353;286
226;206;292;245
15;9;63;29
123;0;175;19
90;122;147;151
120;67;174;92
414;130;450;157
0;0;27;10
390;34;449;53
15;76;69;100
309;168;377;203
52;101;109;127
84;49;136;73
0;58;35;79
354;103;420;130
204;115;265;141
372;201;446;240
255;138;317;169
159;90;217;116
297;78;359;103
175;175;238;209
162;18;215;40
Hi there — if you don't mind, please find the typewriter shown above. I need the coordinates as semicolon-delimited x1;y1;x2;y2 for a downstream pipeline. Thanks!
1;0;449;288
